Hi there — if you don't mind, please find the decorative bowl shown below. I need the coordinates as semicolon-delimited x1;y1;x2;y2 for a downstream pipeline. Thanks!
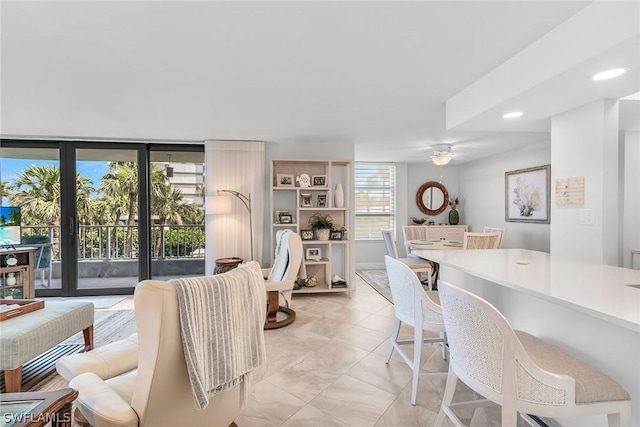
411;217;427;225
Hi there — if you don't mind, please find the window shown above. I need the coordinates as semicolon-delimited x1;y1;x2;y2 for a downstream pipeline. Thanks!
354;163;395;240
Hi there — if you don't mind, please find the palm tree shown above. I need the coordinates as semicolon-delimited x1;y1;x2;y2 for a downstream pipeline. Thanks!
151;168;186;256
101;162;138;257
8;165;95;258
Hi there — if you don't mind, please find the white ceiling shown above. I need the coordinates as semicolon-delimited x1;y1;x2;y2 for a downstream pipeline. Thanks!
1;1;639;164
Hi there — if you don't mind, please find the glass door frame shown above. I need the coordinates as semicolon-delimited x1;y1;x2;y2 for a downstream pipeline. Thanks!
1;139;204;297
67;142;150;297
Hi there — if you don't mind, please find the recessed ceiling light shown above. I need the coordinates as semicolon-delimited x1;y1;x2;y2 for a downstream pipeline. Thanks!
503;111;523;119
592;68;627;81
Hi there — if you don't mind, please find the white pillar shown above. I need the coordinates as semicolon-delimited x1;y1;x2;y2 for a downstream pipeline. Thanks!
204;140;265;274
550;99;619;265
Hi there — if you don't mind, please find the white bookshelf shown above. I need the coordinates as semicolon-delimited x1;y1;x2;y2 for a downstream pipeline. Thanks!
270;159;353;295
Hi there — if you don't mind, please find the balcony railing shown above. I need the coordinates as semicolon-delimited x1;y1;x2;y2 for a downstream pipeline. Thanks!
23;224;205;261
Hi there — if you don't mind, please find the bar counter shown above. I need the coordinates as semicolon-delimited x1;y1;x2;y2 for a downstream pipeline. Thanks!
412;248;640;426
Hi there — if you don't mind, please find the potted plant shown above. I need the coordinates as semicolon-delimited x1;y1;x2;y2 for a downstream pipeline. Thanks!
309;213;333;240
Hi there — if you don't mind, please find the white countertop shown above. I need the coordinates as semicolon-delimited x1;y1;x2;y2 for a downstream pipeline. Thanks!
412;248;640;332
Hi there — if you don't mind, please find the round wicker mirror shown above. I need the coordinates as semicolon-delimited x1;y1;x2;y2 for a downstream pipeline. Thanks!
416;181;449;215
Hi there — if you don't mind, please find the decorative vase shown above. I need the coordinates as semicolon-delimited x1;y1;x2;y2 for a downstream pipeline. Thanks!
316;228;330;241
448;209;459;225
334;183;344;208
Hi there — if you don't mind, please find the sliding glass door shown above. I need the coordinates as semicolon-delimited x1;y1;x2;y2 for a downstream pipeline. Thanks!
75;147;142;292
1;140;204;297
0;144;62;291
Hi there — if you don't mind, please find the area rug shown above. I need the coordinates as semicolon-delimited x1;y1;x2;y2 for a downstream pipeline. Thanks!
30;309;136;392
356;269;434;304
356;269;392;302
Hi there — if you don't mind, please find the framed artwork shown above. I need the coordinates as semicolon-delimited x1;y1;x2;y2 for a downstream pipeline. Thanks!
274;210;291;223
300;193;313;207
277;174;294;187
312;175;327;187
316;194;327;208
301;229;315;240
330;230;343;240
305;247;321;261
505;165;550;224
279;214;293;224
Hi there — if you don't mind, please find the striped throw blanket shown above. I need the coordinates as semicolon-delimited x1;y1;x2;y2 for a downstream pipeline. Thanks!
171;261;266;410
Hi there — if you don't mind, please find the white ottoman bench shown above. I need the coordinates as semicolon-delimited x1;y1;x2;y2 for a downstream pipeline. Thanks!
0;300;94;392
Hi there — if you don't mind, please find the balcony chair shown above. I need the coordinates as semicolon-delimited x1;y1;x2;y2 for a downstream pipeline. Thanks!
22;235;53;288
263;229;303;329
381;228;433;290
435;281;631;427
482;226;506;248
384;256;447;405
462;231;501;250
69;262;267;427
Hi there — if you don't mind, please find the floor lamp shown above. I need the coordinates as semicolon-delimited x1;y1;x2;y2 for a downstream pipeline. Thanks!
209;189;253;261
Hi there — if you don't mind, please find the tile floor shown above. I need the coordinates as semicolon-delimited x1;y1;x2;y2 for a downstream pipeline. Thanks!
235;276;506;427
54;275;514;426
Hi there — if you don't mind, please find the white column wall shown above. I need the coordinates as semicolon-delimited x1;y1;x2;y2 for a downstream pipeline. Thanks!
204;140;265;274
550;99;619;265
623;131;640;268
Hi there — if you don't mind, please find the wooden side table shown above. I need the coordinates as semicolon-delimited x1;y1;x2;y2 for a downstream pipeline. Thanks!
214;257;243;274
0;387;77;427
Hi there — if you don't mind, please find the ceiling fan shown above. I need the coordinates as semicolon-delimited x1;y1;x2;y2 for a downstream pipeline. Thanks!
429;144;455;166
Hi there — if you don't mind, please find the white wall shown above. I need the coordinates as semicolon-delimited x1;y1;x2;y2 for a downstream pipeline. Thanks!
457;141;552;252
550;99;620;265
623;131;640;268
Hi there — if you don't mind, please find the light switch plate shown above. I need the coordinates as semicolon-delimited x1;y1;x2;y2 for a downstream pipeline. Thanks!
578;208;595;225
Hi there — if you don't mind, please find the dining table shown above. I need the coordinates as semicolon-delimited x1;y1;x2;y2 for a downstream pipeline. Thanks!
407;239;465;286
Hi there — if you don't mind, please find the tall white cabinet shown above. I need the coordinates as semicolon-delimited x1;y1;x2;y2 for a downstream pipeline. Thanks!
270;159;353;295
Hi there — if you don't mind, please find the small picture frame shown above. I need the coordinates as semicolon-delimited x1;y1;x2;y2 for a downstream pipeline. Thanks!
279;214;293;224
305;247;321;261
330;230;343;240
277;174;294;187
301;229;315;240
316;194;327;208
300;193;313;207
312;175;327;187
274;210;291;223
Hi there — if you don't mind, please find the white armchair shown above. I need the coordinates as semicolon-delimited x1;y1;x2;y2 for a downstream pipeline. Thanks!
69;262;267;427
262;230;303;329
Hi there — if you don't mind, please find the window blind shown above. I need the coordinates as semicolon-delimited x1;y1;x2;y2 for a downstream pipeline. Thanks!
354;163;395;240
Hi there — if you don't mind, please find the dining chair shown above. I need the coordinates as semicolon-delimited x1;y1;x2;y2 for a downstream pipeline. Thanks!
462;232;501;249
401;225;428;257
435;281;631;427
482;226;506;248
384;256;447;405
381;228;433;290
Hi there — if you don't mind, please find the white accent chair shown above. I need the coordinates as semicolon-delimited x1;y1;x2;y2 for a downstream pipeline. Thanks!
462;232;501;250
482;226;506;248
262;230;303;329
384;256;447;406
382;228;433;290
435;281;631;427
68;263;267;427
